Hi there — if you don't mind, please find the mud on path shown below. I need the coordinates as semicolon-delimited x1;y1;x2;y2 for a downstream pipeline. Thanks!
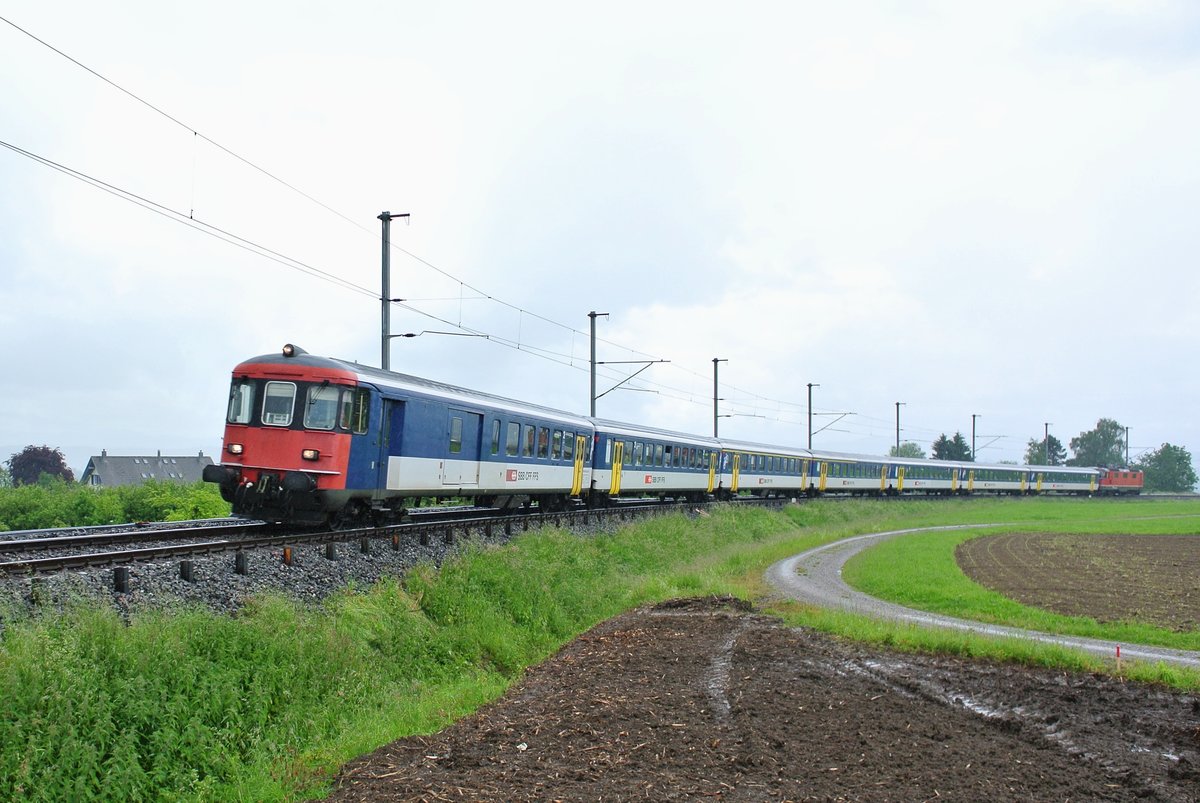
323;597;1200;802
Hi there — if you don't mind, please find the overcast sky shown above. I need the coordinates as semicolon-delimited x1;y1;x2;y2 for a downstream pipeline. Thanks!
2;1;1198;477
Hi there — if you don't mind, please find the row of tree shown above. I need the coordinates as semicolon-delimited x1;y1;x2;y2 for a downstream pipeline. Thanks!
888;418;1197;492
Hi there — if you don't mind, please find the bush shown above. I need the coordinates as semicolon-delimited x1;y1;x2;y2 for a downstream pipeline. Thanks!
0;481;230;531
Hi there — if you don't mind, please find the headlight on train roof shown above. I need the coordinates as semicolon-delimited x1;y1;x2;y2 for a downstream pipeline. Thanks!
301;448;320;461
227;443;244;455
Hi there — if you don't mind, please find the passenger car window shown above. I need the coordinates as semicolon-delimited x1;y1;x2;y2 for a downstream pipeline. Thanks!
523;424;535;457
491;420;501;455
563;432;574;461
552;430;563;460
449;416;463;453
262;382;296;427
506;422;520;456
537;427;550;459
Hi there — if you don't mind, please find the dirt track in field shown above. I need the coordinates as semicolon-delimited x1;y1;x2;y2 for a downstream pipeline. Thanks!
322;597;1200;802
958;533;1200;632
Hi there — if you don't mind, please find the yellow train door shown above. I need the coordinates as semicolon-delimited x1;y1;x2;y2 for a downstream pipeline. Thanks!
609;440;624;494
571;434;588;495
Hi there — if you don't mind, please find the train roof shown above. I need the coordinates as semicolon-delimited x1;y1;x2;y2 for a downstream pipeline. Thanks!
232;347;1105;478
234;346;593;428
591;418;721;446
716;438;813;458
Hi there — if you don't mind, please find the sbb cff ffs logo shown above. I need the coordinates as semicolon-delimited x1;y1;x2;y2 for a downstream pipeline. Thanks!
506;469;540;482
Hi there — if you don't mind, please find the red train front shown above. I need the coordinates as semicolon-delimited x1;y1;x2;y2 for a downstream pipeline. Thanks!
203;344;361;524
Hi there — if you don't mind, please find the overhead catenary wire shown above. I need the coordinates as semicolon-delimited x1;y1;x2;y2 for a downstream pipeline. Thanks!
0;136;744;419
0;13;823;422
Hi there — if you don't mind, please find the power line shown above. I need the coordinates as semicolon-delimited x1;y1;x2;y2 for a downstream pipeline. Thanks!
0;136;753;422
0;13;816;417
0;138;376;297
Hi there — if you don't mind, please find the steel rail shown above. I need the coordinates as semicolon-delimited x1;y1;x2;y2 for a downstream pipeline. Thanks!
0;498;787;576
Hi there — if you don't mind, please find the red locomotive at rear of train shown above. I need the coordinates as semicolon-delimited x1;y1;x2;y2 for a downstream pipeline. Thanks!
1097;468;1144;495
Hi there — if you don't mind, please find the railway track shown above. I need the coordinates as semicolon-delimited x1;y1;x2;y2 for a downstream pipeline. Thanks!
0;498;786;580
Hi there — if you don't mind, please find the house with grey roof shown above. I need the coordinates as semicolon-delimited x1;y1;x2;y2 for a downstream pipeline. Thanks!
79;450;214;487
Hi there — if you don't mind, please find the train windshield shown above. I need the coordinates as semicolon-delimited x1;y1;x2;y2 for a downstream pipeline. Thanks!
262;382;297;426
224;378;369;431
227;381;256;424
303;384;339;430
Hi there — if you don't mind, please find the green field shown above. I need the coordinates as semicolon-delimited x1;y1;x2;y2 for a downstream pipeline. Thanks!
841;500;1200;652
1;498;1197;801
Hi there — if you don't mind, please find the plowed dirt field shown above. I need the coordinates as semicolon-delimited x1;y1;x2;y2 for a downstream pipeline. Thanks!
957;532;1200;632
321;597;1200;802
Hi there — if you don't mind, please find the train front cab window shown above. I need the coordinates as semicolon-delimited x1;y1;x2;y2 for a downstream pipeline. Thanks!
263;382;296;426
227;380;255;424
303;385;339;430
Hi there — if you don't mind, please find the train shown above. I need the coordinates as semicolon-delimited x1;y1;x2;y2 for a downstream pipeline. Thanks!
202;345;1143;526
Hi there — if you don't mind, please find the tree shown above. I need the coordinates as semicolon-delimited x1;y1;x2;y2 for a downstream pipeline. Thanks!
1067;418;1126;467
931;432;973;461
889;442;926;459
1133;443;1198;492
1024;434;1067;466
0;465;10;488
6;445;75;486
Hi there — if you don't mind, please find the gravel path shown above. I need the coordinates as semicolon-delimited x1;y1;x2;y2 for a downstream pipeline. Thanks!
765;524;1200;670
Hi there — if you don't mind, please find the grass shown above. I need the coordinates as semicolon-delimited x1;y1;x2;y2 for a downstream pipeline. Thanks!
1;497;1198;801
840;505;1200;653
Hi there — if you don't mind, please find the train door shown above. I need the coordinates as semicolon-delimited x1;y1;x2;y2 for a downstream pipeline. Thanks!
377;399;406;491
444;410;482;486
818;461;828;492
967;469;975;493
707;452;717;493
879;465;888;493
896;466;905;492
571;434;587;495
951;467;959;493
731;453;741;492
609;440;624;494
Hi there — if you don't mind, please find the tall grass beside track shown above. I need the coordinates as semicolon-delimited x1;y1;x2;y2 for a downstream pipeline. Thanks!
1;498;1197;801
